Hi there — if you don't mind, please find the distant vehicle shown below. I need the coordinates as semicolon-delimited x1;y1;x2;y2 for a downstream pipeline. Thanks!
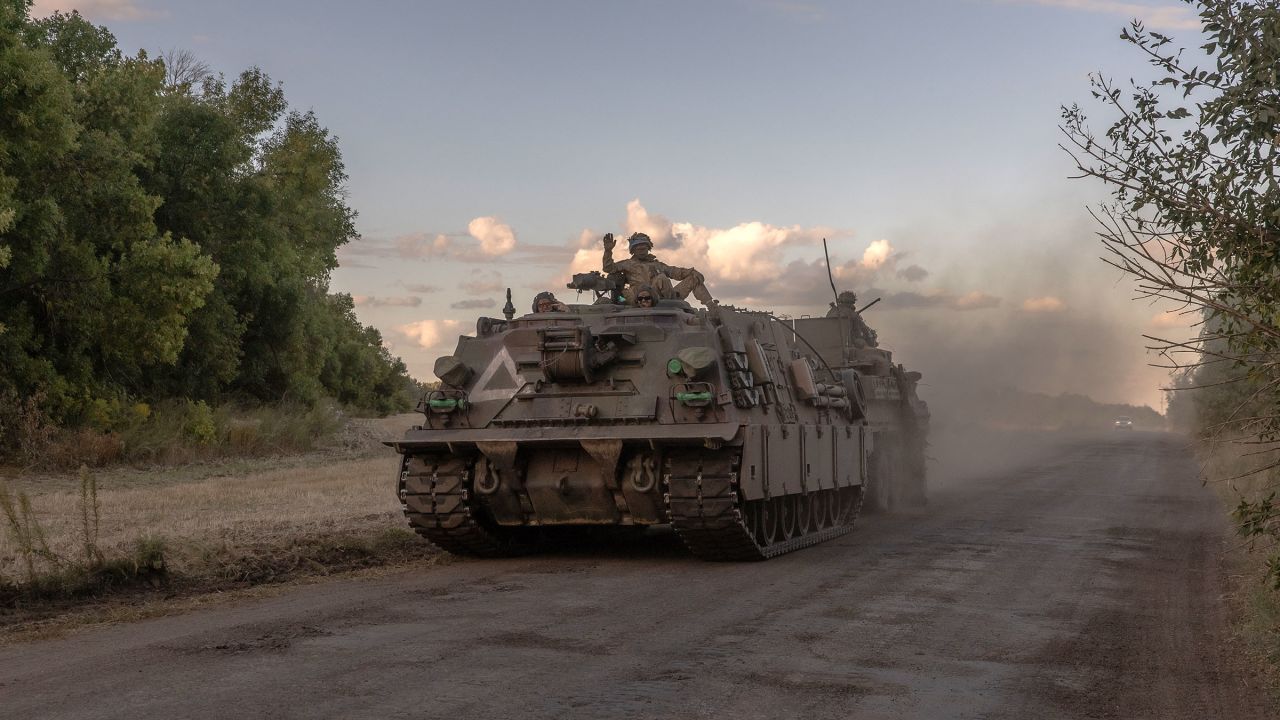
1114;416;1133;430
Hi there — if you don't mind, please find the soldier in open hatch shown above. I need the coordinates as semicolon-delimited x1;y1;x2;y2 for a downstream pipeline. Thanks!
827;290;878;348
601;232;717;307
532;291;569;313
633;285;658;308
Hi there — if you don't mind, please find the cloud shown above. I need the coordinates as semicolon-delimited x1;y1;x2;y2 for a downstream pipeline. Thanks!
572;228;599;250
376;216;519;262
561;200;1000;312
1005;0;1200;30
897;264;929;282
450;298;496;310
460;270;504;295
1021;296;1067;313
352;295;423;308
397;319;463;350
625;200;679;250
567;199;839;287
395;232;453;259
954;291;1003;310
859;239;892;269
30;0;162;20
468;217;517;256
404;283;440;294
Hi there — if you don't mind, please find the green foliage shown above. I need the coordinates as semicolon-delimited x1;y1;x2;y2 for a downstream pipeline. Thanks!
0;7;413;458
0;206;12;335
1064;1;1280;589
184;400;217;445
14;399;347;470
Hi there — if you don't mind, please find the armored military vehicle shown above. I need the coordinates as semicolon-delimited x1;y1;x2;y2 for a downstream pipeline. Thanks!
388;275;928;560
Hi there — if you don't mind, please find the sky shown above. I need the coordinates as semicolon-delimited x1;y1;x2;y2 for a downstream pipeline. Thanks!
31;0;1209;411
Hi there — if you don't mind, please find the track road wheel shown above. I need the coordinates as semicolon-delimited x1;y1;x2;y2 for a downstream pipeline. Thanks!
399;453;539;558
664;449;865;561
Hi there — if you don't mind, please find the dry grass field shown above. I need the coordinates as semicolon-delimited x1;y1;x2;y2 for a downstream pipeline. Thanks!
1196;437;1280;692
0;414;434;627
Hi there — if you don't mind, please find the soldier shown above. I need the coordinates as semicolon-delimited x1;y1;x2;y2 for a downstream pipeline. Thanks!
827;290;878;348
532;291;569;313
633;285;657;309
602;232;717;307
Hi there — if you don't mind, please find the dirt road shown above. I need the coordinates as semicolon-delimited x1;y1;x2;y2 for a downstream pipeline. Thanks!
0;431;1271;719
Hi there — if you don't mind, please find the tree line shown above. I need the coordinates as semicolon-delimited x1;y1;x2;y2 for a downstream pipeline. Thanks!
1063;0;1280;586
0;1;414;451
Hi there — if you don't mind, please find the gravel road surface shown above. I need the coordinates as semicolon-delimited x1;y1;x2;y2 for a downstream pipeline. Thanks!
0;431;1272;719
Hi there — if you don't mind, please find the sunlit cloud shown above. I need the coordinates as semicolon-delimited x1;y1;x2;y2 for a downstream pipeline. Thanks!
30;0;162;20
954;291;1003;310
395;233;452;258
1004;0;1200;30
563;200;995;311
397;319;463;349
567;199;840;288
859;239;892;269
382;216;516;261
1021;295;1066;312
468;216;517;256
572;228;598;250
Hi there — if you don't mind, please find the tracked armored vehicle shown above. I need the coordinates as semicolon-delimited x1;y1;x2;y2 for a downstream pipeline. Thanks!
389;277;928;560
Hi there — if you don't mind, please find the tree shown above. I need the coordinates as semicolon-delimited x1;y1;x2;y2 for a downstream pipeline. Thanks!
159;47;210;94
0;7;217;421
1062;0;1280;584
0;3;413;451
0;206;12;335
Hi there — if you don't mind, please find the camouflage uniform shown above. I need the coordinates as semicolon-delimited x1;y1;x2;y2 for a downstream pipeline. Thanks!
826;291;878;348
602;232;715;306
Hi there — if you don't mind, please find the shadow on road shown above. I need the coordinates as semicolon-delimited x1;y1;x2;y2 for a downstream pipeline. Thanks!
531;525;695;561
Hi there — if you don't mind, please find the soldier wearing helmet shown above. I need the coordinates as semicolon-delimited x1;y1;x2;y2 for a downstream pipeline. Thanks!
531;291;569;313
601;232;716;307
827;290;878;348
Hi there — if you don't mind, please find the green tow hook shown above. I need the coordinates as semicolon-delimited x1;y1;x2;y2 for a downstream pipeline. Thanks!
428;398;468;412
675;391;713;406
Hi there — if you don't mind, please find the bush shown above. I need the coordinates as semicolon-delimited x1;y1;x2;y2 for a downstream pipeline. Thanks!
2;398;350;471
184;400;217;445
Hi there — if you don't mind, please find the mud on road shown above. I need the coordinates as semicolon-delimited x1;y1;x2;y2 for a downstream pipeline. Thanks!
0;431;1272;719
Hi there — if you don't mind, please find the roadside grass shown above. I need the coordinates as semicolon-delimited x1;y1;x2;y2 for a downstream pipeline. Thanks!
8;397;363;472
0;415;436;637
1199;437;1280;695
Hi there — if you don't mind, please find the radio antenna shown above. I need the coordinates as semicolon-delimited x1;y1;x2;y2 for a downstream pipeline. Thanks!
822;238;839;306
